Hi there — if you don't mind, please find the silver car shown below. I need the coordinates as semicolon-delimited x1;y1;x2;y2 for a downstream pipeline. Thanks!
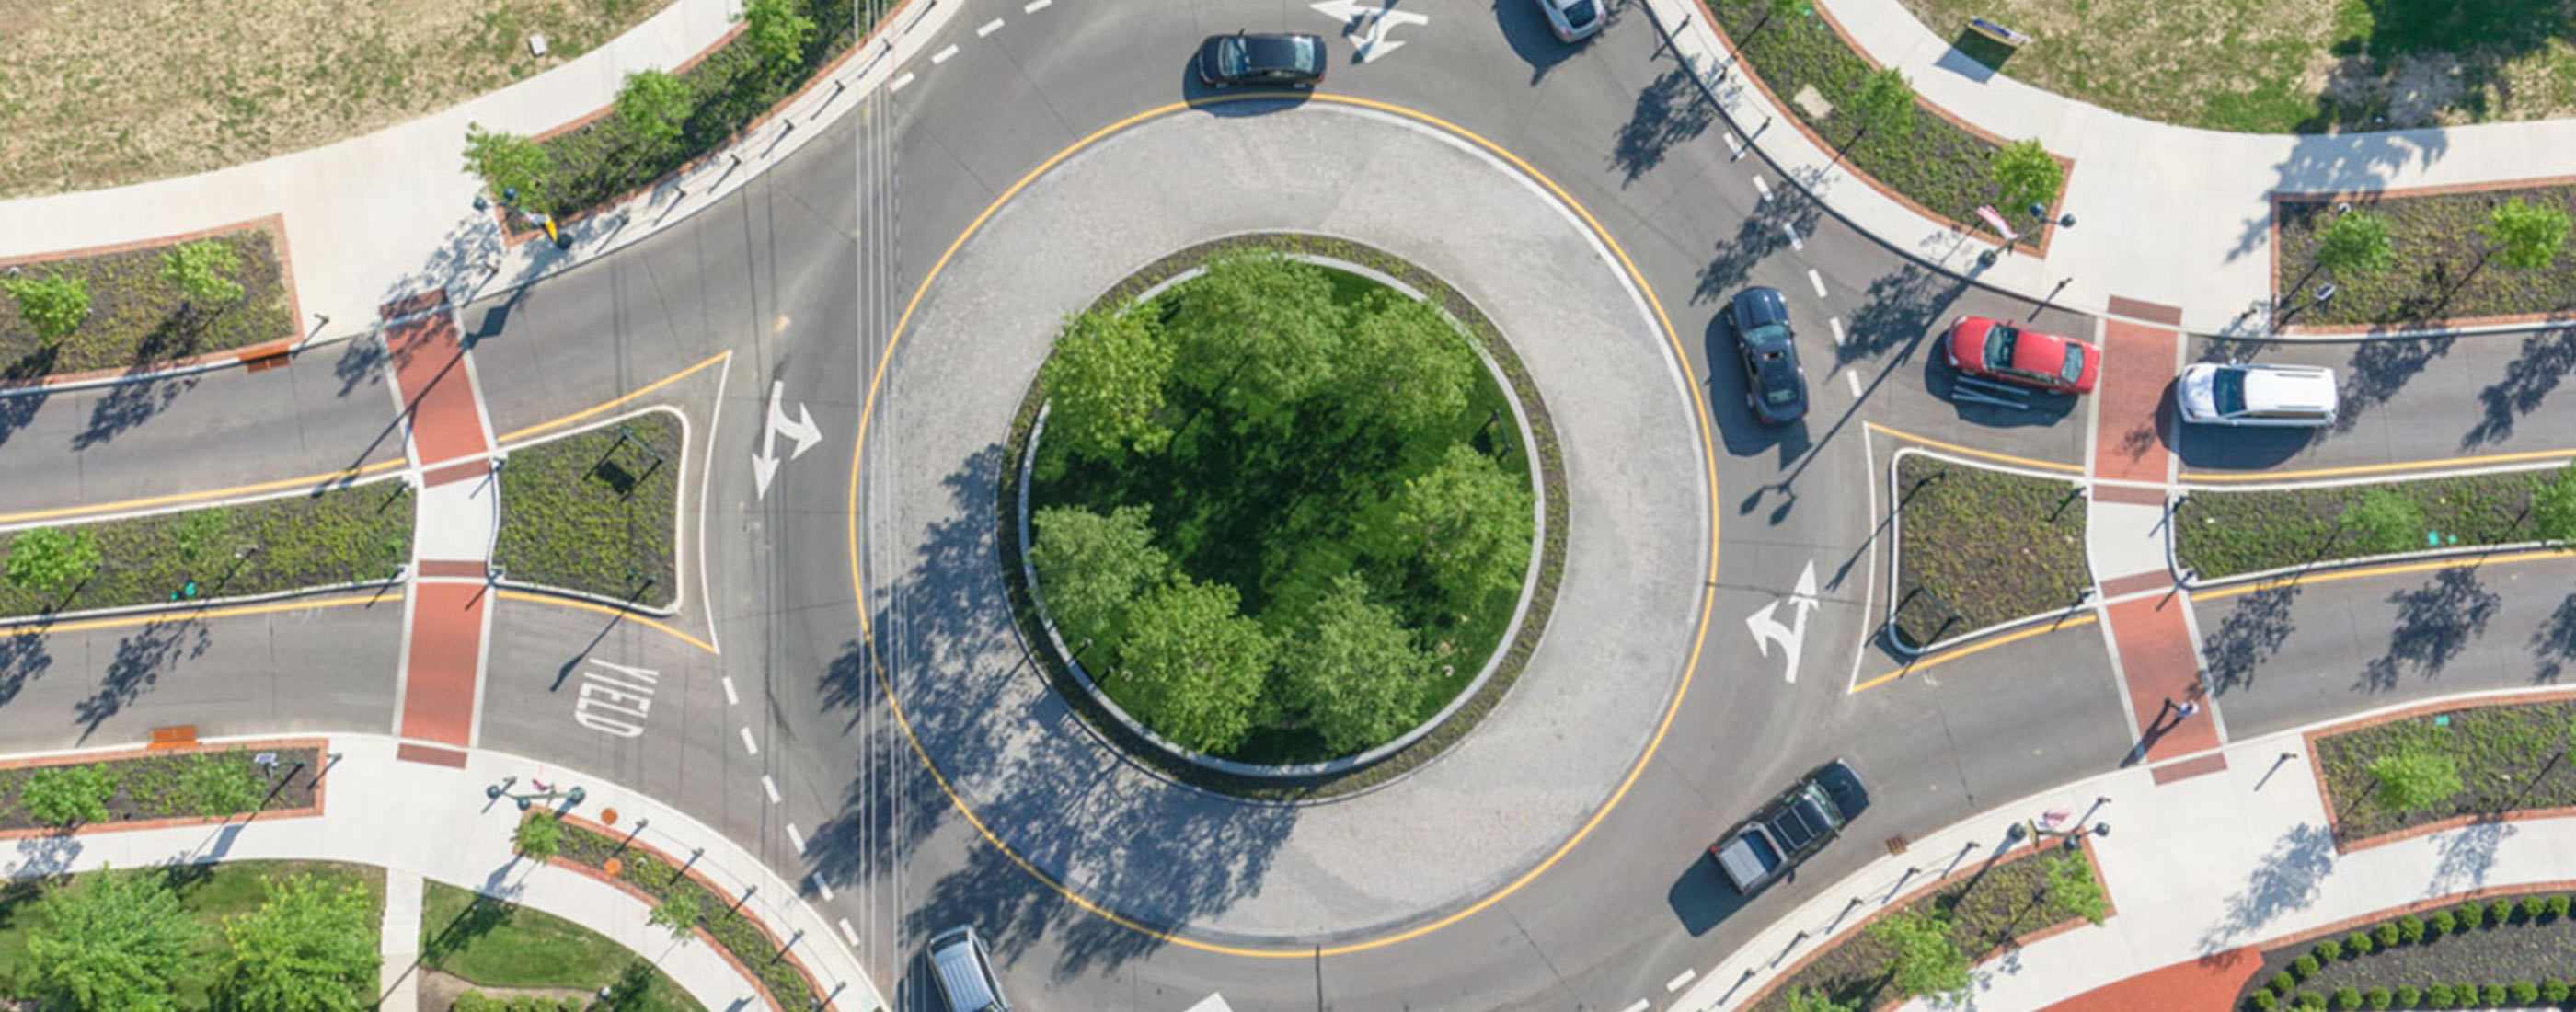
927;926;1010;1012
1535;0;1605;40
2177;362;2340;428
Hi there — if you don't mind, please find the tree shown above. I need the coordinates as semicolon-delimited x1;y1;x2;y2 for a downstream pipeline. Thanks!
1029;505;1168;645
1114;577;1273;754
222;873;380;1012
1783;986;1857;1012
22;765;116;826
28;867;201;1012
2;272;92;344
6;526;101;600
1334;293;1477;443
512;811;563;861
649;896;701;942
161;239;246;314
1279;574;1432;753
2534;463;2576;546
2340;489;2424;555
2313;210;2394;279
614;69;694;153
1041;304;1175;464
461;122;556;213
1990;139;2063;213
737;0;818;81
1168;250;1345;431
1845;68;1915;147
1868;909;1971;1002
2046;852;2108;925
2485;198;2572;270
1373;444;1535;618
2368;750;2462;813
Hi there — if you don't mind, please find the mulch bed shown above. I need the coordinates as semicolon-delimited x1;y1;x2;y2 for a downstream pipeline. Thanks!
1891;454;2089;649
495;412;680;609
2276;185;2576;328
0;744;320;833
2176;472;2546;581
0;227;294;379
2317;698;2576;845
2237;893;2576;1008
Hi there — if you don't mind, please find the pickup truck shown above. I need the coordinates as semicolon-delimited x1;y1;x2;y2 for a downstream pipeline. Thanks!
1708;760;1870;894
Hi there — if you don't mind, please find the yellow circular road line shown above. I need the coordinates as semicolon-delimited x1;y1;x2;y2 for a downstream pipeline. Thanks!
844;94;1725;958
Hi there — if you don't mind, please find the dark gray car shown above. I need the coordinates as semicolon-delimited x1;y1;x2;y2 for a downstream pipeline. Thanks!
1195;32;1328;87
1727;286;1808;425
1708;760;1869;893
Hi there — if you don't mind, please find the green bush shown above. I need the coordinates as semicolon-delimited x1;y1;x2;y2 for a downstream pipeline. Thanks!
2540;979;2569;1003
2337;986;2363;1010
2547;894;2570;919
2480;983;2507;1006
2458;903;2485;929
2424;983;2452;1007
2294;955;2323;981
2345;931;2374;955
2393;984;2418;1008
2251;990;2279;1011
2364;986;2390;1010
2489;899;2515;924
22;765;116;825
2299;993;2327;1011
2317;939;2345;962
2275;972;2300;994
2396;914;2423;943
2509;981;2538;1005
2520;896;2547;921
2428;911;2455;937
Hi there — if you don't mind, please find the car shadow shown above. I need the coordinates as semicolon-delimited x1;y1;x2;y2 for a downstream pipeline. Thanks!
1667;852;1751;937
1494;0;1581;85
1918;355;2078;429
2172;418;2317;471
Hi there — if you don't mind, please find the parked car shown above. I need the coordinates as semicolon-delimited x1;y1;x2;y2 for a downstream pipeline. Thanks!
1708;760;1869;894
1195;32;1328;88
927;926;1011;1012
1728;286;1809;425
1535;0;1605;40
1943;316;2100;395
2176;362;2340;428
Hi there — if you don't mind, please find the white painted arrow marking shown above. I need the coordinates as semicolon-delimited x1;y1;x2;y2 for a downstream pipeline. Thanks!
1312;0;1429;63
1183;994;1235;1012
1744;560;1822;683
753;380;822;499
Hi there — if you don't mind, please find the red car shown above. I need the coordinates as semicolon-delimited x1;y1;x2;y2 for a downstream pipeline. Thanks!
1944;316;2099;395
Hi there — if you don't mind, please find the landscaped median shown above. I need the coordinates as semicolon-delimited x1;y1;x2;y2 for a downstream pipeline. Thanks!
532;812;827;1010
494;411;682;611
0;742;322;834
0;220;297;383
2275;183;2576;329
0;479;412;622
2312;695;2576;849
2176;463;2573;583
1889;451;2090;651
2235;890;2576;1011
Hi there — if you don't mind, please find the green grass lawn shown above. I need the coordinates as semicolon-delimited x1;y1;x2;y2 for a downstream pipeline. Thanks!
2317;699;2576;843
2276;189;2576;327
0;860;380;1009
0;228;296;379
494;412;680;608
420;881;704;1012
1890;454;2089;649
2177;472;2545;580
0;479;412;619
1892;0;2576;133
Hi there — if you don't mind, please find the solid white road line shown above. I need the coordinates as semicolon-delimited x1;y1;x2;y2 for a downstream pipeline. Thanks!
811;873;834;901
891;71;916;92
1783;224;1802;251
762;775;782;804
786;822;806;853
1808;268;1827;297
1752;175;1772;201
1846;371;1863;397
838;917;861;947
1830;317;1846;345
931;44;960;63
740;726;760;756
1666;968;1698;992
977;17;1004;36
1024;0;1052;9
721;675;740;706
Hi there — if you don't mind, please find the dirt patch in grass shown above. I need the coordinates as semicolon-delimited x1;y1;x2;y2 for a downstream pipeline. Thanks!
0;480;412;619
494;412;680;608
2237;891;2576;1008
420;881;705;1012
2176;472;2546;581
1706;0;2059;243
1893;0;2576;133
2277;188;2576;328
0;227;295;379
0;858;378;1010
1753;845;2100;1012
2317;698;2576;844
0;0;677;198
1891;453;2088;650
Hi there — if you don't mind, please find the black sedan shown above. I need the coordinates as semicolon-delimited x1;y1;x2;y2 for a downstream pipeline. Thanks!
1195;32;1328;88
1727;286;1808;424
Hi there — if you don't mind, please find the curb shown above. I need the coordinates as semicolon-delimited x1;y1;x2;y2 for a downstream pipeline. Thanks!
0;576;402;633
1881;446;2095;659
0;213;319;397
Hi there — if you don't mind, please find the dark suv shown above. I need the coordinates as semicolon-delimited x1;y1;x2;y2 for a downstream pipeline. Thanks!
1708;760;1869;894
1727;286;1808;425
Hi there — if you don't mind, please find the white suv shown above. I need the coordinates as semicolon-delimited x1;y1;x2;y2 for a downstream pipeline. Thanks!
2177;362;2340;428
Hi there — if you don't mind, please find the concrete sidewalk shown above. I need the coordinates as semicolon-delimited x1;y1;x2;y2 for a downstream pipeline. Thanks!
0;0;964;355
0;732;883;1012
1672;687;2576;1012
1643;0;2576;337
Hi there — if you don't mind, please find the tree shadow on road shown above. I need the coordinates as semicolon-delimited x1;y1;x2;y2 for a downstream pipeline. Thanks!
1692;191;1823;307
1835;262;1969;368
1611;66;1717;187
2204;583;2302;697
2531;592;2576;684
72;374;199;451
2354;568;2499;693
74;617;209;742
2461;327;2576;449
2337;333;2455;434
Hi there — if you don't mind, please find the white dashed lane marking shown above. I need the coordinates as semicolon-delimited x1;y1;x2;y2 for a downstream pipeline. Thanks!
839;918;861;947
977;17;1004;36
1752;175;1772;201
740;726;760;756
1830;317;1846;345
1024;0;1052;9
1807;268;1827;298
891;71;916;92
762;775;782;804
931;44;960;63
720;675;739;705
1846;370;1863;397
1783;224;1802;251
811;873;834;901
786;822;806;853
1666;968;1698;992
1617;1001;1649;1012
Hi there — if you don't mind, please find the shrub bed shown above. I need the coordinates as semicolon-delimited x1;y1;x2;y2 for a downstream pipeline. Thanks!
2177;471;2549;581
1754;845;2105;1012
2237;891;2576;1010
2317;698;2576;844
555;821;816;1009
0;480;412;619
2277;187;2576;328
0;744;319;831
1890;454;2088;650
495;412;680;608
0;227;295;379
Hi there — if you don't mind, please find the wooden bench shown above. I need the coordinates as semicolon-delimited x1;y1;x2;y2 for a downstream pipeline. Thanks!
148;725;199;750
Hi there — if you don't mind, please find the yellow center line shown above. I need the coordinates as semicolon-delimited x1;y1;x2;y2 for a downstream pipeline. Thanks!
0;459;408;527
845;93;1723;959
2179;446;2576;484
2189;548;2575;602
0;592;393;638
1849;613;2101;694
494;351;730;447
1862;421;2085;474
491;591;717;654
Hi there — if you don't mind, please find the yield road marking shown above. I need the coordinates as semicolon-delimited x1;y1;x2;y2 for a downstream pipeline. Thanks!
931;44;959;63
1313;0;1429;62
1807;268;1827;298
1751;174;1771;201
573;661;659;738
977;17;1004;36
753;380;823;498
1744;560;1821;683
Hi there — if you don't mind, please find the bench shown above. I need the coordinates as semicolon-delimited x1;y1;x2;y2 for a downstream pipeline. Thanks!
148;725;199;750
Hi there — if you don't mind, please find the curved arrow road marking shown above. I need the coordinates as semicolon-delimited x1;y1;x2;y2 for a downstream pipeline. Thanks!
1313;0;1430;63
753;379;822;498
1745;559;1821;682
